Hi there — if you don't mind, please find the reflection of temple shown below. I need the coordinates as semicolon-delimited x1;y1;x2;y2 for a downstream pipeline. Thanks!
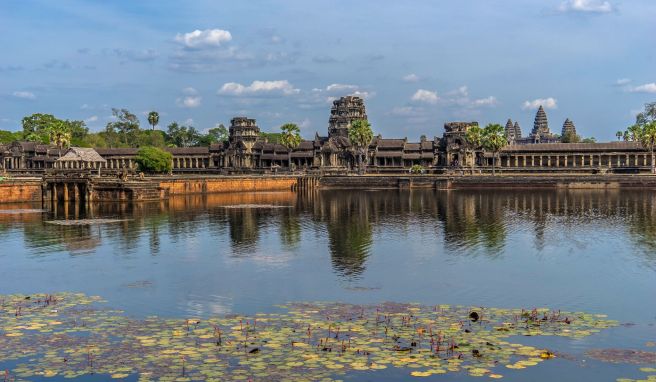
2;98;653;174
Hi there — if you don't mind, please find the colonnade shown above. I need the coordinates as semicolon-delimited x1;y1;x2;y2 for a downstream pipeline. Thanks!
495;153;651;168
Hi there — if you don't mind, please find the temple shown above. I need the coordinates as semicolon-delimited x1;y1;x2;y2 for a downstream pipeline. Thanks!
0;96;652;174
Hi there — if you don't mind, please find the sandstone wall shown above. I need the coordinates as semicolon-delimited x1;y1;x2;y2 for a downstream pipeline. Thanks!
0;180;42;203
159;176;298;195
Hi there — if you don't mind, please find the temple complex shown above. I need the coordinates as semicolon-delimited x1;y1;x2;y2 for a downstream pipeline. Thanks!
0;96;653;175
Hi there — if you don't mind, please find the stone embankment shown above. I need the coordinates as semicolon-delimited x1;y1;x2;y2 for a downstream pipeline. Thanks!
2;174;656;204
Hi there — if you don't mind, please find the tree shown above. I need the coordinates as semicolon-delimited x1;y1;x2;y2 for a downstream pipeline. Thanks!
260;132;282;144
105;108;140;147
482;123;506;176
0;130;23;144
465;125;483;168
135;146;172;173
616;131;623;141
581;137;597;143
46;120;72;155
197;124;229;146
561;131;581;143
147;111;160;131
280;123;302;169
632;103;656;174
166;122;199;147
22;113;58;142
348;119;374;174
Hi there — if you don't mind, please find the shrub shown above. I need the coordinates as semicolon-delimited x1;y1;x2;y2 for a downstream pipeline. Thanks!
410;164;425;174
135;146;172;173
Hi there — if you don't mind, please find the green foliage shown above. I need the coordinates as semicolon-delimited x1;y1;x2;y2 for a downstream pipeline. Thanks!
0;130;23;144
260;132;282;144
560;131;581;143
630;103;656;173
103;108;140;147
482;124;506;175
280;123;302;149
581;137;597;143
135;146;172;173
199;124;229;146
46;120;72;150
410;164;425;174
465;126;483;148
147;111;159;130
349;119;374;173
21;113;87;144
166;122;199;147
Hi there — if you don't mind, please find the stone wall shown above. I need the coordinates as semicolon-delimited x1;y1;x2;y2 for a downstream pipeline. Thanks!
0;179;42;203
159;176;298;195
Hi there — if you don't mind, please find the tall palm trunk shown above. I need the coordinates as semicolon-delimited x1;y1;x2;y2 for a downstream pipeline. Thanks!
652;148;655;174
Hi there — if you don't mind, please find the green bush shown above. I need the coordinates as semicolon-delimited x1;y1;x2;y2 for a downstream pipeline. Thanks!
410;164;425;174
135;146;172;173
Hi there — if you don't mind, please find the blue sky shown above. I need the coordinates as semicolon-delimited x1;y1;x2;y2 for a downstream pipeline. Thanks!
1;0;655;141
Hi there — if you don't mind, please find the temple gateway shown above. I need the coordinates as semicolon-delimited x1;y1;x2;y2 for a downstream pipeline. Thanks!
0;96;651;174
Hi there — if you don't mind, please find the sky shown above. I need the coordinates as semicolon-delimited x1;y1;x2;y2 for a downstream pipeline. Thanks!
1;0;655;141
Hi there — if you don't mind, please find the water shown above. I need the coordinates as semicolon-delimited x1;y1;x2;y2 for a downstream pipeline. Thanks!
1;189;655;381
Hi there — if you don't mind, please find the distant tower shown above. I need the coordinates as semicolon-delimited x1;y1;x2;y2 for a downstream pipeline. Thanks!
229;117;260;151
561;118;576;137
532;105;550;136
513;121;522;139
561;118;576;139
328;96;368;138
505;119;515;139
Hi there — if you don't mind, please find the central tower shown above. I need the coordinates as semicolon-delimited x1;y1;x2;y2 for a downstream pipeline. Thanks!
328;96;368;138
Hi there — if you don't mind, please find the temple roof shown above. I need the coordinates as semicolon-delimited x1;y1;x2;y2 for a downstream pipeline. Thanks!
376;139;405;148
96;148;139;156
57;147;106;162
167;147;209;155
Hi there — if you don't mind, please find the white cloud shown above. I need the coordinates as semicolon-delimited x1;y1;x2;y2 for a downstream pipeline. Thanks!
174;29;232;48
558;0;614;13
12;91;35;100
176;87;202;108
84;115;98;123
218;80;300;96
615;78;631;86
448;86;469;97
402;73;419;82
629;83;656;93
325;83;358;92
411;89;439;104
299;118;311;129
184;118;194;126
389;106;425;117
522;98;558;110
471;96;498;107
351;90;375;99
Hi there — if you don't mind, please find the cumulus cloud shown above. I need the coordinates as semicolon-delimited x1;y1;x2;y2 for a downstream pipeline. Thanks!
615;78;631;86
351;90;375;99
12;91;36;100
411;89;439;104
389;106;425;117
175;29;232;48
176;87;202;108
629;83;656;94
85;115;98;123
522;98;558;110
402;73;419;82
218;80;300;96
558;0;614;13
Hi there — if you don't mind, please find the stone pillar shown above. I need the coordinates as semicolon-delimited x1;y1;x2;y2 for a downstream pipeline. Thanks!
63;183;69;202
74;183;80;201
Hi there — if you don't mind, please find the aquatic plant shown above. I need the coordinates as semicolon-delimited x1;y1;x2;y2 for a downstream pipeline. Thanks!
0;293;619;381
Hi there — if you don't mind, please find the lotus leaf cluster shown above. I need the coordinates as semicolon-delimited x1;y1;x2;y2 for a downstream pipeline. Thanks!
0;293;619;381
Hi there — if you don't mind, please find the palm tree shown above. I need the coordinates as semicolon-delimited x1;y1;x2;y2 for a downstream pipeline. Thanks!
47;120;72;156
637;122;656;174
616;131;623;141
482;123;506;176
280;123;301;170
147;111;160;131
465;125;483;170
348;119;374;174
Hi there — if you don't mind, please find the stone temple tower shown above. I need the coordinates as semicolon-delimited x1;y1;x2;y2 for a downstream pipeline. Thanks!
514;122;522;139
561;118;577;137
328;96;368;138
532;105;550;136
229;117;260;151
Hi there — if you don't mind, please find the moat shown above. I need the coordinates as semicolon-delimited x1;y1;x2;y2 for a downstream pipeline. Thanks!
1;189;655;381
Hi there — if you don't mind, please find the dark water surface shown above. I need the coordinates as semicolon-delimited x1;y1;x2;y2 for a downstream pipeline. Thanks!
1;189;655;381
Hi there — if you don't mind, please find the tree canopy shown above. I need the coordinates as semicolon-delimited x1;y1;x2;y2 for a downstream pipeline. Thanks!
349;119;374;173
135;146;172;173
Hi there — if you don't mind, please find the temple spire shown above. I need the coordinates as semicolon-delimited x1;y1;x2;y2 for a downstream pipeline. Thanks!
532;105;549;136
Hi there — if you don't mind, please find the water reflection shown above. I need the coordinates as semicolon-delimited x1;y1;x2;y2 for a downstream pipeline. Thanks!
3;189;656;278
